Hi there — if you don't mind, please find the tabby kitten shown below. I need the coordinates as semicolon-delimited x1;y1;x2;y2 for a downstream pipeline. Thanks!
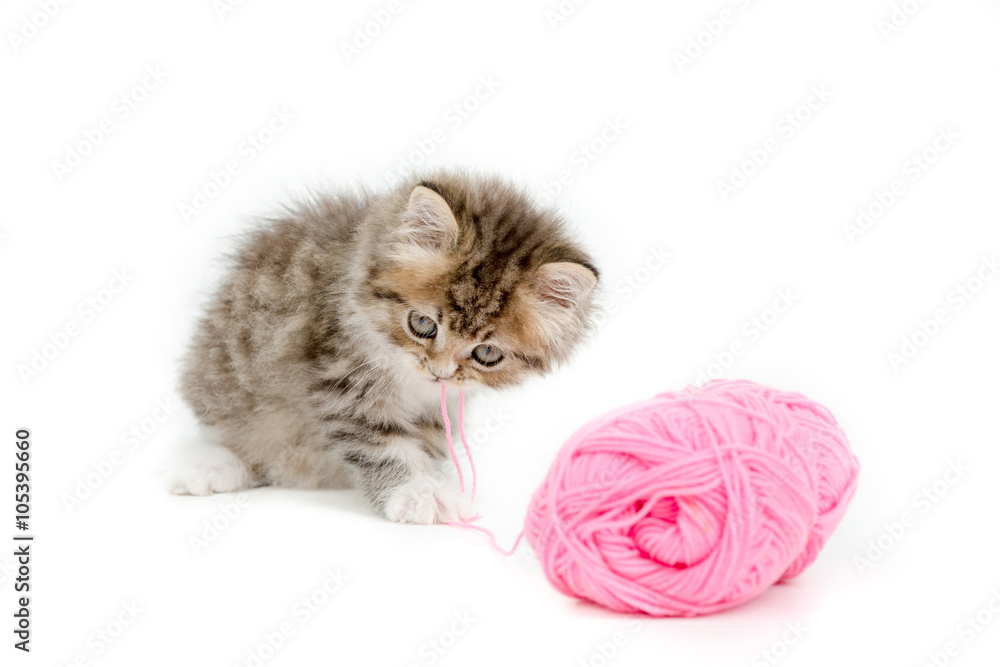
173;171;598;524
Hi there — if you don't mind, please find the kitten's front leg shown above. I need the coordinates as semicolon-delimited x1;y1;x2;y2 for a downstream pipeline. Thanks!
382;465;472;525
341;432;471;525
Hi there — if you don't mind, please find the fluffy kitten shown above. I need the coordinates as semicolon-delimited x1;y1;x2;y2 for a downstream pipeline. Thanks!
173;171;598;524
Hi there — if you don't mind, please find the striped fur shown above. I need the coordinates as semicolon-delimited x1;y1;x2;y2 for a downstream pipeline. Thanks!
177;171;598;523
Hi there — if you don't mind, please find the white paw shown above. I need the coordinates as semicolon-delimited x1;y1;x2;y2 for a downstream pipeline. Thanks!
169;445;253;496
383;475;474;525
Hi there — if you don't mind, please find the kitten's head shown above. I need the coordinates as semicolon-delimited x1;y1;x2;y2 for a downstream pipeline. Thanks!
361;174;598;390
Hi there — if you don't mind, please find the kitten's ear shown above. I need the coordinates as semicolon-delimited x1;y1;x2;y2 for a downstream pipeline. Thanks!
396;185;459;251
533;262;597;309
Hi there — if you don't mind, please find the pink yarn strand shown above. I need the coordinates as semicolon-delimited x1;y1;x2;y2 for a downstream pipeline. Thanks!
441;384;464;493
449;520;525;558
441;385;522;556
458;390;477;502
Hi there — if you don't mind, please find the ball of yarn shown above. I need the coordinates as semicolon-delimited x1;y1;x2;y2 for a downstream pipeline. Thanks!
524;379;859;617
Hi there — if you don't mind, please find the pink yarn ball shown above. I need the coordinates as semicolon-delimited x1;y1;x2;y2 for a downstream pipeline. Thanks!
524;379;860;617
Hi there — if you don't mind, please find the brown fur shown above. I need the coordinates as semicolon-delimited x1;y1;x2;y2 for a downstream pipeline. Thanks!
176;170;599;523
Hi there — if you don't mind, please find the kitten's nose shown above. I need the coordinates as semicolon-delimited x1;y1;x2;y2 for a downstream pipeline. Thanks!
429;361;456;380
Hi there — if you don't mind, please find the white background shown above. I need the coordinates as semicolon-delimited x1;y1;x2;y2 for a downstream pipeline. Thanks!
3;0;1000;665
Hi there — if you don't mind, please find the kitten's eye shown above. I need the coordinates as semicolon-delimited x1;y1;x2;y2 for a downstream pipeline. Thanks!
471;344;503;367
408;311;437;339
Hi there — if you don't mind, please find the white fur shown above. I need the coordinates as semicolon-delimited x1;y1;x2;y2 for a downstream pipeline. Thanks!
383;471;474;524
168;427;254;496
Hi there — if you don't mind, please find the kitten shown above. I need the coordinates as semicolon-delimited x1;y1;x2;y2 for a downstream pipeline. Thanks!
172;171;599;524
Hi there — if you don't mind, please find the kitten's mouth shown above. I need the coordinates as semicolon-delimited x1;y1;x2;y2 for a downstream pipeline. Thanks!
421;370;445;383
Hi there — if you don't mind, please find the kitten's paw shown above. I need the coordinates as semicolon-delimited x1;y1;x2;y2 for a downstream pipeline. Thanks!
169;446;253;496
383;476;473;525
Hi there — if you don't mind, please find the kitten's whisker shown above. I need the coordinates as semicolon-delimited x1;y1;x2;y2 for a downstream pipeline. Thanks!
330;355;390;386
366;370;401;408
367;372;405;419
